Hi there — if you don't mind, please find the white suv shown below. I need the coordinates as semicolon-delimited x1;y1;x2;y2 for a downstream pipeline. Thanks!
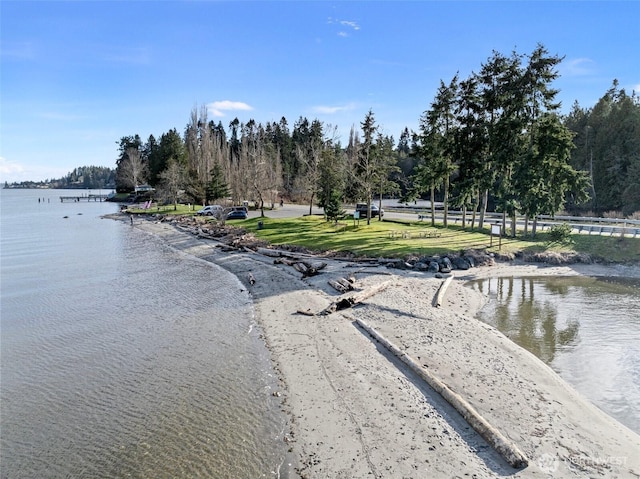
197;205;223;217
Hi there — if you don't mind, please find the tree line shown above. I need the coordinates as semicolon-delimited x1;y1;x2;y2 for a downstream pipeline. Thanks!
115;43;640;229
4;165;116;189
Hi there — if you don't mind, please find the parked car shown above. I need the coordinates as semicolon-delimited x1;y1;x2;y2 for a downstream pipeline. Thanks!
226;207;248;220
355;203;384;218
197;205;223;217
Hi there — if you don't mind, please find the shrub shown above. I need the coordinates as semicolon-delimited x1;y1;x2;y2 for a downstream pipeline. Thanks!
548;223;574;244
324;192;345;223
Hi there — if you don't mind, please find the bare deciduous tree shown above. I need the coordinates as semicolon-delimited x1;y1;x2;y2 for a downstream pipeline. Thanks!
158;159;188;210
120;147;147;190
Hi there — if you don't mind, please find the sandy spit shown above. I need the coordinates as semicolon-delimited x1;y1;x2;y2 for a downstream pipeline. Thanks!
130;217;640;479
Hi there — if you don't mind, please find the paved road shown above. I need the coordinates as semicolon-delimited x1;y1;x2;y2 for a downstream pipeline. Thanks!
250;203;411;222
248;203;324;219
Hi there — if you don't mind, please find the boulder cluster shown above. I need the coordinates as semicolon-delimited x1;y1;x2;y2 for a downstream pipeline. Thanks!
382;250;495;274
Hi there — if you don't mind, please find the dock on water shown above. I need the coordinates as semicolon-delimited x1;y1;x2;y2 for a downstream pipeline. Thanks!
59;194;110;202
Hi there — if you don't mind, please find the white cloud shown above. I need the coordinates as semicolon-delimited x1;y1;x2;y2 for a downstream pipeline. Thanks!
0;157;68;183
207;100;254;117
340;20;360;31
327;17;360;37
563;58;596;76
312;103;357;114
0;157;25;177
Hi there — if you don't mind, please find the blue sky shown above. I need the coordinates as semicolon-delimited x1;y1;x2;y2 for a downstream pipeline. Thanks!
1;1;638;183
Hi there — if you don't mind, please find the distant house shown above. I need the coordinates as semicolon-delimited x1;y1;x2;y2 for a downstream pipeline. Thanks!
135;184;154;193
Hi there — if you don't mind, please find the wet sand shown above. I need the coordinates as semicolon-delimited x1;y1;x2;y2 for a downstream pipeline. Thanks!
133;217;640;478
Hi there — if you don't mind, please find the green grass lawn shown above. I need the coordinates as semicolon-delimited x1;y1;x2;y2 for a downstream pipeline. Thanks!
233;215;640;263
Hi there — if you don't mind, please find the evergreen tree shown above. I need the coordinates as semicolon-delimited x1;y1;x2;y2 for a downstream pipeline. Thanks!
323;191;345;223
374;132;400;217
150;129;186;187
415;76;459;226
353;110;379;224
317;143;346;214
206;163;230;203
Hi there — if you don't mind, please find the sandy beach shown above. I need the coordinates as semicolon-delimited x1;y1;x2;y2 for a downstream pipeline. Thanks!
131;217;640;478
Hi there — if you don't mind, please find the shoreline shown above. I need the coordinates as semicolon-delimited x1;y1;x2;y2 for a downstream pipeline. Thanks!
127;216;640;478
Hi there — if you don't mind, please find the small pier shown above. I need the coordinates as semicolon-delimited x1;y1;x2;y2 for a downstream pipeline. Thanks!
59;194;110;202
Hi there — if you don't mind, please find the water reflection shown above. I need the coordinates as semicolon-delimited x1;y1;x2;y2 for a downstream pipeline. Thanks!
471;277;579;363
468;276;640;434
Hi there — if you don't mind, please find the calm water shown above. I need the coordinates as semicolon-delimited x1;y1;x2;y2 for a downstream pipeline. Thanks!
0;189;290;478
469;276;640;434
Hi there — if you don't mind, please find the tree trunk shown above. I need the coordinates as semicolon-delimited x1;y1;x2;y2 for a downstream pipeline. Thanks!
479;189;488;230
471;192;479;230
430;186;436;227
443;176;449;228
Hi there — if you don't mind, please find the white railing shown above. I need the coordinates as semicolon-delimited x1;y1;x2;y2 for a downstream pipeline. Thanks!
383;206;640;238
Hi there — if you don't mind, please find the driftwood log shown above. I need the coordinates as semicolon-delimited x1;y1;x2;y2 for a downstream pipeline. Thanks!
320;281;390;315
434;275;453;307
273;257;297;266
355;318;529;469
328;276;356;293
257;247;285;257
257;247;315;259
292;261;327;278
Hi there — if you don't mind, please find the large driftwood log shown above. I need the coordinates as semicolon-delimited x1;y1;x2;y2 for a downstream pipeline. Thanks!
341;276;356;287
355;318;529;469
273;257;298;266
257;247;316;260
292;261;327;278
328;279;349;293
434;275;453;307
328;276;356;293
320;281;390;315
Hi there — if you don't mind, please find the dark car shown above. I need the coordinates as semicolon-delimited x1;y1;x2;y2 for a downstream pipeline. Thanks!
226;207;248;220
355;203;384;218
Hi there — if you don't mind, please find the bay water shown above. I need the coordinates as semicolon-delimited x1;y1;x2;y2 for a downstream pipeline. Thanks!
469;275;640;435
0;189;289;478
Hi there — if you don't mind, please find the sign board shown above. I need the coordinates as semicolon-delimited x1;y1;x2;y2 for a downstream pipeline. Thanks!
490;223;502;249
354;211;360;220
